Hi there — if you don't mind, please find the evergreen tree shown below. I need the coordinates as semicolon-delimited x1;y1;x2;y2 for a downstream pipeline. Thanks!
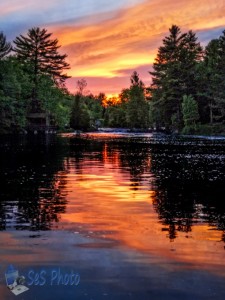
0;32;11;59
13;27;70;110
150;25;203;130
126;71;149;129
181;95;199;133
203;33;225;124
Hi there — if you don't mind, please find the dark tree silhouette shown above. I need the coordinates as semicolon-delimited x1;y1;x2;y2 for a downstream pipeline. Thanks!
149;25;203;130
0;32;11;59
13;27;70;110
126;71;149;128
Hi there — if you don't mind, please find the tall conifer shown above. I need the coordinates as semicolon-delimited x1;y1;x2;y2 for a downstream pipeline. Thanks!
150;25;203;130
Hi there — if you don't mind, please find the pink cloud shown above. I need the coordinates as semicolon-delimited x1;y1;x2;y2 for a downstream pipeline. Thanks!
2;0;225;95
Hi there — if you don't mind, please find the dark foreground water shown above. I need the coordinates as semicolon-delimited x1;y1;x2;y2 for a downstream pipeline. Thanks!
0;133;225;299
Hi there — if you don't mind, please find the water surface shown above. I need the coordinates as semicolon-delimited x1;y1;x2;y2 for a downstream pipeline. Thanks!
0;133;225;299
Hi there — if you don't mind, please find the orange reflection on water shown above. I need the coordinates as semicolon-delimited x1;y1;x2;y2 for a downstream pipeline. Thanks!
60;150;225;276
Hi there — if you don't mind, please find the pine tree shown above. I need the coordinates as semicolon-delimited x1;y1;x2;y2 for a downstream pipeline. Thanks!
13;27;70;110
204;32;225;124
126;71;149;129
150;25;203;130
182;95;199;133
0;32;11;59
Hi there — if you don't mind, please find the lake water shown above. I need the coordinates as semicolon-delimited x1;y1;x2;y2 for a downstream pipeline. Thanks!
0;133;225;299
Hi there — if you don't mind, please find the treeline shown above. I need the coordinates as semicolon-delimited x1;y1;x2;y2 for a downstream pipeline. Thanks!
106;25;225;134
150;25;225;134
1;25;225;134
0;27;104;134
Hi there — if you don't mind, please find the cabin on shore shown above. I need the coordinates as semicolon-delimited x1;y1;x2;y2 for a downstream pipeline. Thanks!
26;111;56;134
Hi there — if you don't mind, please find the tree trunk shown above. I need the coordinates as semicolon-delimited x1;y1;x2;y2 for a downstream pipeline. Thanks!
209;101;213;125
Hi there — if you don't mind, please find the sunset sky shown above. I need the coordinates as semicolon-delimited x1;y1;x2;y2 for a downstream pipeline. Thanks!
1;0;225;96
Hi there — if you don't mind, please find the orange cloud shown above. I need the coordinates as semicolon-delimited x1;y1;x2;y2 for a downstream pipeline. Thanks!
2;0;225;95
47;0;225;95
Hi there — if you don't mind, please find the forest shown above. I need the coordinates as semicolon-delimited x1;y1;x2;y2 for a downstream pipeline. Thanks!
0;25;225;134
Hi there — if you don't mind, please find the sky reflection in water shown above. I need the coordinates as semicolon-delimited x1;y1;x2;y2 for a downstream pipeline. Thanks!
0;133;225;299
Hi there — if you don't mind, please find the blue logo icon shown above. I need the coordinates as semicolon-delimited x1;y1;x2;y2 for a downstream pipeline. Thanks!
5;264;29;296
5;264;19;286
